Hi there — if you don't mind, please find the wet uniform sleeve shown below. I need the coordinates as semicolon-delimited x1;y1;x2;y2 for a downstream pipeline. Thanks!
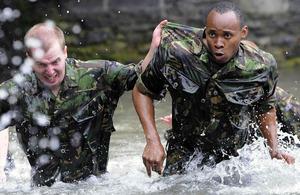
106;61;140;93
255;54;278;114
136;44;168;100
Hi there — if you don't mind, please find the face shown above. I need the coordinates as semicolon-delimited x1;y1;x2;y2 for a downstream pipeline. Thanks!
205;10;248;64
30;41;67;95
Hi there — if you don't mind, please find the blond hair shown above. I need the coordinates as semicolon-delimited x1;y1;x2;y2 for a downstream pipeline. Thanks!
24;23;65;56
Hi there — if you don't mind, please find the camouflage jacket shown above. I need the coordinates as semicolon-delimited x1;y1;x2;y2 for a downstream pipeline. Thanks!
137;22;278;154
0;58;138;185
276;87;300;137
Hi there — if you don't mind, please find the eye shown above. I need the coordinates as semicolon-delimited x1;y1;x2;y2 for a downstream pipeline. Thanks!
37;62;46;67
52;58;61;65
209;32;216;38
225;33;231;39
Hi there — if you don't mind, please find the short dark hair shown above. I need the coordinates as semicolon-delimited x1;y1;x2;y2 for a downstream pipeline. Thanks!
209;1;245;29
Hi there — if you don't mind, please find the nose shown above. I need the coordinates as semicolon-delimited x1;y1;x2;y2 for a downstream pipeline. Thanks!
46;65;55;74
214;38;224;49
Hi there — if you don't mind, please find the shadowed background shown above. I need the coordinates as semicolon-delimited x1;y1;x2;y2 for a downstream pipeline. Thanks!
0;0;300;83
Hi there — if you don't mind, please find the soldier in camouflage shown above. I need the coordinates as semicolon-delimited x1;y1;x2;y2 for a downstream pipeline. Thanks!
0;21;164;186
161;85;300;148
133;2;295;177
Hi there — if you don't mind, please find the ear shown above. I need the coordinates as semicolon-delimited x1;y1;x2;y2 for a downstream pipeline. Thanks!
64;46;68;58
241;26;248;39
26;52;30;58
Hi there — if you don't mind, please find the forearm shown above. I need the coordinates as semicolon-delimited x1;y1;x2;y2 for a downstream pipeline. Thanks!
0;128;9;171
132;86;161;143
141;45;157;72
257;107;279;154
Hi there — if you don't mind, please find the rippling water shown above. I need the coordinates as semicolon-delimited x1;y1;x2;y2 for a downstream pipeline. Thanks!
1;70;300;195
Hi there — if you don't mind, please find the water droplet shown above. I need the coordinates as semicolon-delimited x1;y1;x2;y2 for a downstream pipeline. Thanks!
13;74;25;84
44;19;55;28
0;112;12;129
12;40;23;50
20;58;33;74
25;37;42;49
39;138;49;149
72;24;81;34
71;132;82;147
34;113;50;126
32;48;45;59
49;136;60;151
36;154;50;166
0;89;9;100
11;56;22;66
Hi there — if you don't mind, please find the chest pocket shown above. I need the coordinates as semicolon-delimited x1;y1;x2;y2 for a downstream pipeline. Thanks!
222;86;264;106
162;66;199;94
71;91;106;123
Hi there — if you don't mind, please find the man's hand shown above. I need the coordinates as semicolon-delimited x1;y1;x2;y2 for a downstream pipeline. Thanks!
270;149;295;164
257;108;296;165
160;114;172;128
142;140;166;177
141;20;168;72
150;20;168;50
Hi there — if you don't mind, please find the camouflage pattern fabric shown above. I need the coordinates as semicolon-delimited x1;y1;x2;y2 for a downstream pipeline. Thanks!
0;58;138;186
136;22;278;175
276;87;300;137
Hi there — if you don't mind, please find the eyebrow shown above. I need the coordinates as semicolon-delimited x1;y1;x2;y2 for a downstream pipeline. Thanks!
208;29;234;34
52;58;61;63
36;57;61;65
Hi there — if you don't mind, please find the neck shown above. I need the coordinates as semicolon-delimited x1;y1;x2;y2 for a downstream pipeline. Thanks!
51;87;60;96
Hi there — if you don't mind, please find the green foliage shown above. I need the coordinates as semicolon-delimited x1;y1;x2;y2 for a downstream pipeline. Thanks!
285;57;300;68
67;41;146;64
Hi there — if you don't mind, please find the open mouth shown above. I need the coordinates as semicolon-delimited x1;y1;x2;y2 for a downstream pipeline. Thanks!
215;52;224;57
45;75;57;82
214;52;224;60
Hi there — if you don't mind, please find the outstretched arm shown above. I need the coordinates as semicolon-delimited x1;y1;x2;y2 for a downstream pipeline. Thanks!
133;20;168;177
0;128;9;183
257;107;295;164
132;86;166;177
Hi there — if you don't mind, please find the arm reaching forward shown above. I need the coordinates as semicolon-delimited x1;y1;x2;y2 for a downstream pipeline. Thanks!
257;107;295;164
132;86;166;177
133;20;168;177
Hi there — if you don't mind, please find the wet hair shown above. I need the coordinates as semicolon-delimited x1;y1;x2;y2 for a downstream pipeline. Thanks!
208;1;245;29
24;23;65;57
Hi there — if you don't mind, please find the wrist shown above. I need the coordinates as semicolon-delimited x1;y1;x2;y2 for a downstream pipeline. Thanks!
146;134;161;145
269;148;280;158
150;42;158;52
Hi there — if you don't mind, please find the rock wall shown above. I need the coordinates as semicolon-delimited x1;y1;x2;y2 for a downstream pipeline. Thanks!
0;0;300;81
